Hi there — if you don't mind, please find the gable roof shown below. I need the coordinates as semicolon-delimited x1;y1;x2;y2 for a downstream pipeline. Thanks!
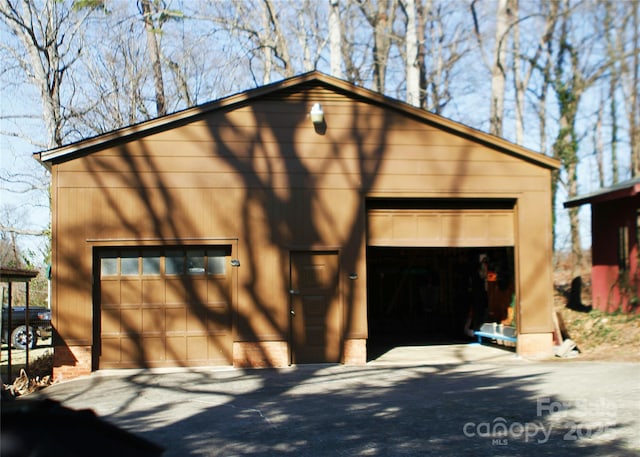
35;71;559;170
564;176;640;208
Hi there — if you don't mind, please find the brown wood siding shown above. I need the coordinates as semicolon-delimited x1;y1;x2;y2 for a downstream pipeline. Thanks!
515;192;554;332
50;83;555;368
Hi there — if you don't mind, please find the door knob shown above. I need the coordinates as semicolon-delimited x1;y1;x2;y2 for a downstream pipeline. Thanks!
290;309;296;316
289;289;300;295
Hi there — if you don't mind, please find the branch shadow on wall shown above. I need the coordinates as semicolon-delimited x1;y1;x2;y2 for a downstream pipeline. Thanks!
57;81;389;369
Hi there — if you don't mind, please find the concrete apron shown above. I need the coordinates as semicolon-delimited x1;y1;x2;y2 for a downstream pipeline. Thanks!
368;343;519;366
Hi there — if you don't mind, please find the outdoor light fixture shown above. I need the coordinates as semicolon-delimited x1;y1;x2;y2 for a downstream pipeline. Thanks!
310;103;324;125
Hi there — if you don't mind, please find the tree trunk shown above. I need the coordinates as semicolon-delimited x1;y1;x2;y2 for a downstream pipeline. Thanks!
595;95;605;188
329;0;343;78
629;0;640;177
262;0;295;82
416;0;428;109
403;0;420;107
139;0;166;117
490;0;510;136
605;0;620;184
552;0;582;266
361;0;397;93
511;0;524;144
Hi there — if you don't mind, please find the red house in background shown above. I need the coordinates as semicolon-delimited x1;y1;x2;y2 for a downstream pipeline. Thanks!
565;177;640;312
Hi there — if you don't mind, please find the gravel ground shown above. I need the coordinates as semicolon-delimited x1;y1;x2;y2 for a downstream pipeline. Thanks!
9;344;639;457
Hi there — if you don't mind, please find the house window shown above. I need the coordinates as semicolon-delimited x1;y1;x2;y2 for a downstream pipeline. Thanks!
619;226;629;271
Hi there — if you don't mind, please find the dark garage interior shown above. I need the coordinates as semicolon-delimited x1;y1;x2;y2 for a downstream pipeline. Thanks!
366;246;516;355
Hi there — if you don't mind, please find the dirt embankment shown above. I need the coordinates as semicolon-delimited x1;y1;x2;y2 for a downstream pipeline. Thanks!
553;261;640;363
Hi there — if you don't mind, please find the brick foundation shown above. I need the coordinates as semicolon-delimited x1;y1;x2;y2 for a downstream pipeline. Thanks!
52;339;368;379
343;338;367;365
233;341;289;368
53;345;92;381
517;333;553;359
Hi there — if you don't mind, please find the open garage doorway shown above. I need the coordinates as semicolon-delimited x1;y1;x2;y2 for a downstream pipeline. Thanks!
366;246;516;358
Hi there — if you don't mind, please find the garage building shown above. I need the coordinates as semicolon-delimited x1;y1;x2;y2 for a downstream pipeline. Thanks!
36;72;559;379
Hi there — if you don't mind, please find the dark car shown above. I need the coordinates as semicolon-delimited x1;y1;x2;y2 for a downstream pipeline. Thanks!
1;306;52;350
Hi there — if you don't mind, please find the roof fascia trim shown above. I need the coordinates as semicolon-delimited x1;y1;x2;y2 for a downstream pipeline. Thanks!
36;71;323;163
564;181;640;208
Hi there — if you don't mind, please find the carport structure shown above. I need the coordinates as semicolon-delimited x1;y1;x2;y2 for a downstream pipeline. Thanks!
0;267;40;381
35;71;560;379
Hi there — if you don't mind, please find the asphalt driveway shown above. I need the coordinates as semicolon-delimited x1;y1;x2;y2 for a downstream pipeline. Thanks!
13;345;640;456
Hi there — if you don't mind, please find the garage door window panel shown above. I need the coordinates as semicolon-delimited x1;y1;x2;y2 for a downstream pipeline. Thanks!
187;250;206;275
142;251;161;275
166;250;185;275
121;252;140;276
207;250;227;275
101;251;119;276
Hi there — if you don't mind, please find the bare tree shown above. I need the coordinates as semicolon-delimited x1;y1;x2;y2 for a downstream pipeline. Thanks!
78;15;151;134
604;0;623;184
0;0;100;254
206;0;301;85
420;1;468;114
136;0;191;116
339;1;368;85
548;0;616;265
471;0;514;137
0;0;97;148
358;0;398;93
510;1;558;146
